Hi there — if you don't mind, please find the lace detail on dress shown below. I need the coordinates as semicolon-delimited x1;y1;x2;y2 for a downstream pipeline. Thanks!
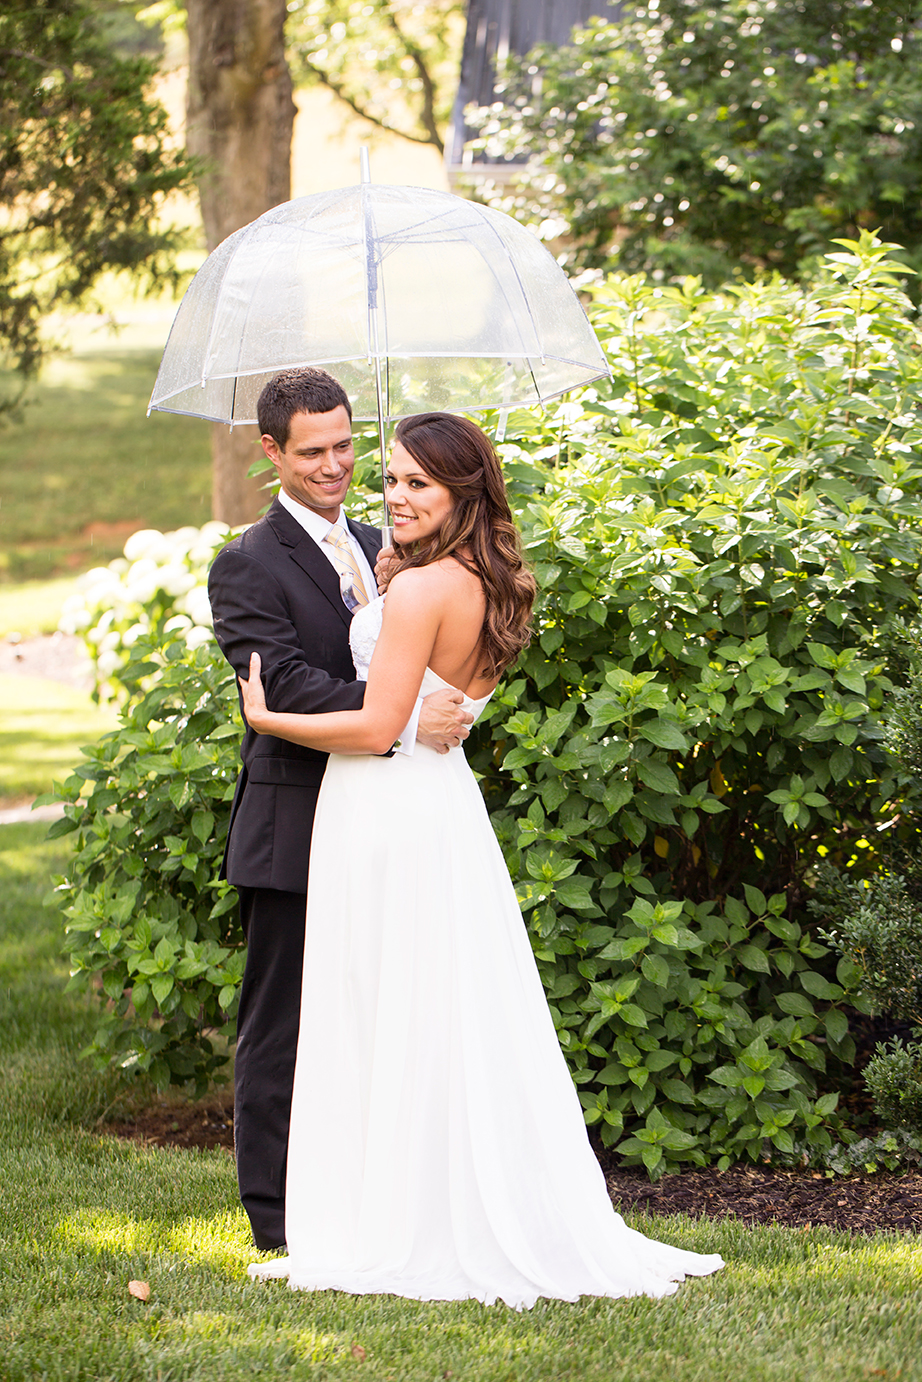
348;593;386;680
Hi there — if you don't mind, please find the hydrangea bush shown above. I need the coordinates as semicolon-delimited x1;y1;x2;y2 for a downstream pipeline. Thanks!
464;233;922;1171
58;522;231;696
50;235;922;1171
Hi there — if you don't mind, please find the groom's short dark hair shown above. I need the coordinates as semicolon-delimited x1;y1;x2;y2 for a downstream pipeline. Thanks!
258;367;352;449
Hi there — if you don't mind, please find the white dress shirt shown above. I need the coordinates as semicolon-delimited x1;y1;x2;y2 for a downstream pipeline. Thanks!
277;489;420;755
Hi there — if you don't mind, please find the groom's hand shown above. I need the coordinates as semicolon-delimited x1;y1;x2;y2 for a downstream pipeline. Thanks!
417;687;474;755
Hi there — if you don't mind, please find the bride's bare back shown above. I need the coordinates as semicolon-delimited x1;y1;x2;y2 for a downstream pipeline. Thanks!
386;556;495;700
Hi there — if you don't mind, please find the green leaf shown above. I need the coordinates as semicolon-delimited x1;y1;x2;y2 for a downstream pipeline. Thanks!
799;972;843;1002
807;642;838;670
638;719;688;751
742;884;767;916
776;991;815;1019
738;944;771;974
603;780;633;813
637;759;681;795
191;810;215;845
641;953;670;987
619;1003;649;1028
650;923;679;946
151;973;174;1006
641;1145;663;1172
208;723;242;740
660;1077;693;1104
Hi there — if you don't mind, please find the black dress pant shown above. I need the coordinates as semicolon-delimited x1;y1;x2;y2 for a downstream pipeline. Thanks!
234;885;307;1250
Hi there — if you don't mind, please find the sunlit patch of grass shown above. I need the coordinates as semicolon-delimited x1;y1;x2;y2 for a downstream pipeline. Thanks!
0;577;79;636
55;1206;253;1274
0;672;117;802
1;347;211;582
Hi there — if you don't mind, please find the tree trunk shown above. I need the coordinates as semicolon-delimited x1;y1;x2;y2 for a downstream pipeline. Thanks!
186;0;296;525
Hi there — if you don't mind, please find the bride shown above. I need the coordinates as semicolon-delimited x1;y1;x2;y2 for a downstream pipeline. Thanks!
239;411;724;1307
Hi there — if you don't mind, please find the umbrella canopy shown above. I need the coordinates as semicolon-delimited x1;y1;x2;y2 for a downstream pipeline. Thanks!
148;182;609;426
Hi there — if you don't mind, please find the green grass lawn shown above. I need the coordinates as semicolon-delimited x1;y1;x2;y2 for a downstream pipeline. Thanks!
0;672;118;805
0;347;211;582
3;819;922;1382
0;577;82;637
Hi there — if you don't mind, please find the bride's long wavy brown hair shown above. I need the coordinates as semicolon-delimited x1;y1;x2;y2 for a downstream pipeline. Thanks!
389;413;535;678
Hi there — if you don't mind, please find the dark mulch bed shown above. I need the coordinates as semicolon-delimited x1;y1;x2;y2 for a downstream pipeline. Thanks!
106;1091;922;1236
599;1158;922;1235
109;1091;235;1155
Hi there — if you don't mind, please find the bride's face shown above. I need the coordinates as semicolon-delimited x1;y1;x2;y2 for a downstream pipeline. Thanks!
385;442;454;543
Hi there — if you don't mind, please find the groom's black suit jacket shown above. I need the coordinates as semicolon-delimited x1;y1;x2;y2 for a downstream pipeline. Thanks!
208;496;382;895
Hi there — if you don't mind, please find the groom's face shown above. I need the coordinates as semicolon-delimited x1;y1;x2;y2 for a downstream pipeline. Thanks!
261;406;355;519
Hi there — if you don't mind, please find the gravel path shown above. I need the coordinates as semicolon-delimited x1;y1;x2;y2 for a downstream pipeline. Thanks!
0;631;94;690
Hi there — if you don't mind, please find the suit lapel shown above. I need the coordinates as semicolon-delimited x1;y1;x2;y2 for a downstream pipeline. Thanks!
266;498;352;629
266;499;384;628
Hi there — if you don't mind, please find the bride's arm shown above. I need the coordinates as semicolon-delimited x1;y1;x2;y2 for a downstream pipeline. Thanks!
239;570;441;754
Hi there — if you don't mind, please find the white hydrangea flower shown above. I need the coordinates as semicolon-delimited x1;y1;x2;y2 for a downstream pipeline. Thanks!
157;563;197;598
87;609;116;643
178;585;213;626
121;622;149;647
97;649;125;677
79;565;117;590
123;529;174;563
60;522;228;694
185;625;215;650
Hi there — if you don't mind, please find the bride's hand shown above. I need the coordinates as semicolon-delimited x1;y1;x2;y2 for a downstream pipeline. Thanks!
239;651;270;733
374;544;399;593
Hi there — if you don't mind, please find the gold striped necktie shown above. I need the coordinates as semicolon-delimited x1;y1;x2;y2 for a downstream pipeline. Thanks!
324;524;370;609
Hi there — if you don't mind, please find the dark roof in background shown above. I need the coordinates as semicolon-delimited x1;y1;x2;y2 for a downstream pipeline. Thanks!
447;0;625;175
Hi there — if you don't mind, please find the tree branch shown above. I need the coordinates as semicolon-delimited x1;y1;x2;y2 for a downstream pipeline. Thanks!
0;47;76;80
302;57;442;152
376;0;443;153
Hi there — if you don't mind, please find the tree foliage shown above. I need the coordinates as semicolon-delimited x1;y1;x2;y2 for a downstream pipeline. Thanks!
49;235;922;1170
286;0;464;153
0;0;194;409
471;0;922;283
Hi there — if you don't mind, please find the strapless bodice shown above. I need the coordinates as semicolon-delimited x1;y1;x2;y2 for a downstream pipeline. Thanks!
350;594;493;722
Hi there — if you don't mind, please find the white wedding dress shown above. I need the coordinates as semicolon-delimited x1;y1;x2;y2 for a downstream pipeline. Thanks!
248;595;724;1307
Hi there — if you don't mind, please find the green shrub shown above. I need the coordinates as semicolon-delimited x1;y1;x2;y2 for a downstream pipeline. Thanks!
823;1127;922;1176
50;234;922;1170
463;233;922;1170
43;630;244;1094
863;1039;922;1133
816;621;922;1135
816;867;922;1026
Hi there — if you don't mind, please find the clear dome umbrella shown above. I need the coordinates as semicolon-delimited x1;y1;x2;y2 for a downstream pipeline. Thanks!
148;153;609;532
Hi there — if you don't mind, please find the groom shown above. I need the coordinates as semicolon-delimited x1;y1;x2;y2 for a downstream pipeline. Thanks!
208;366;472;1250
